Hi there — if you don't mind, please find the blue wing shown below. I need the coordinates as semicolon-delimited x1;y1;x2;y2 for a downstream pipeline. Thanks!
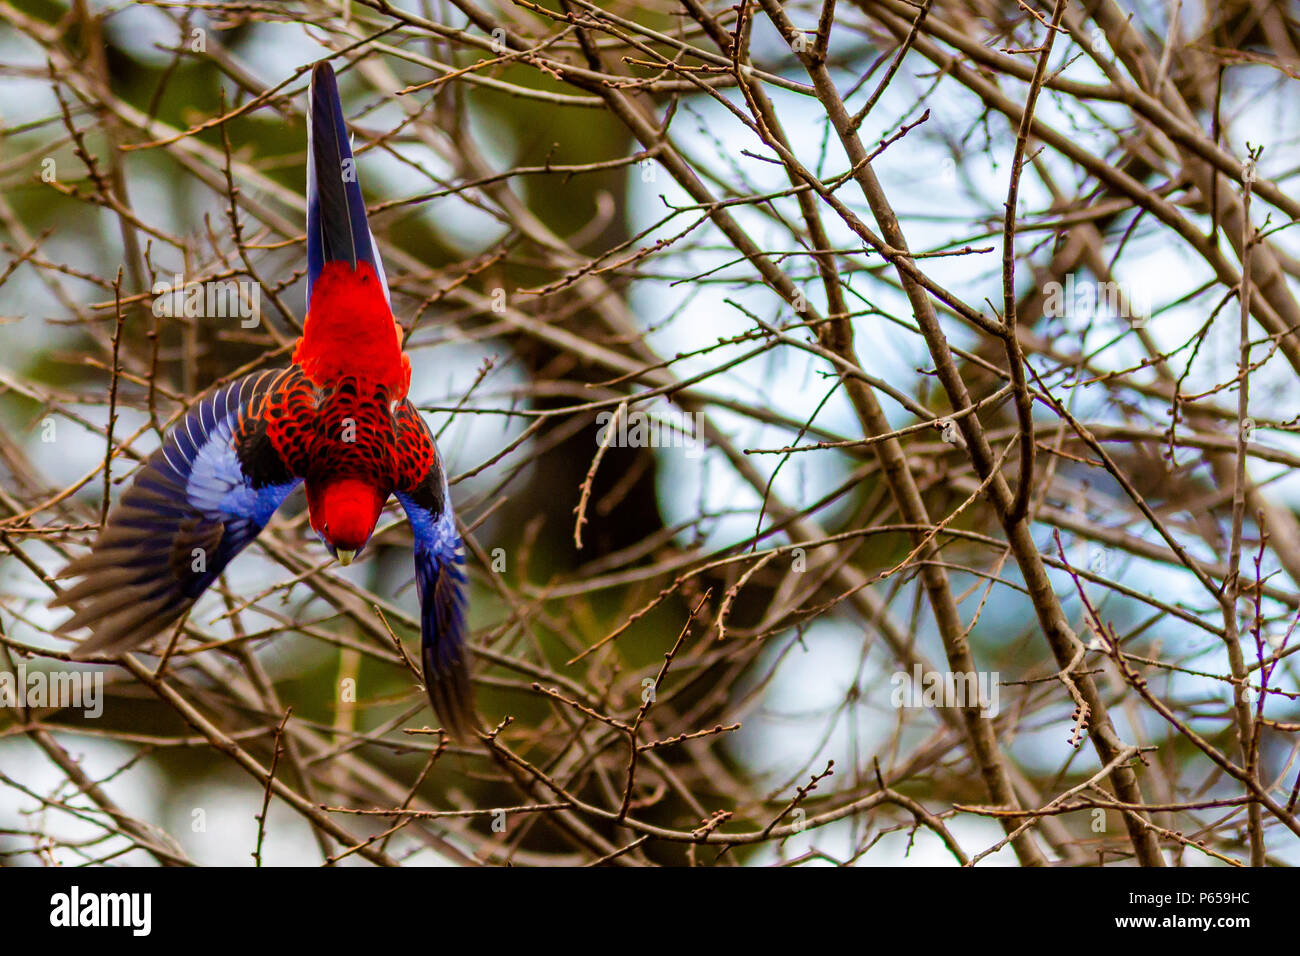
53;369;304;657
306;60;390;310
393;402;476;738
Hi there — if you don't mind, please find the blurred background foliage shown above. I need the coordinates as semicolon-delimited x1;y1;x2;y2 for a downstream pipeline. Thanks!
0;0;1298;866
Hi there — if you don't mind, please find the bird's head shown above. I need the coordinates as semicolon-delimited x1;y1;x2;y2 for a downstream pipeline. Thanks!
307;477;386;565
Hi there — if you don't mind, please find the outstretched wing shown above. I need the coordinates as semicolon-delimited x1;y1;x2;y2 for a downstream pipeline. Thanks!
53;368;309;657
306;59;389;310
393;400;477;739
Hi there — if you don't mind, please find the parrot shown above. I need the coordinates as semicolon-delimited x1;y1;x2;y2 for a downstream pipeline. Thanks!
50;60;477;739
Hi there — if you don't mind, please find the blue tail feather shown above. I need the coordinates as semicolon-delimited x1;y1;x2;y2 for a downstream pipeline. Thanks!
306;61;388;308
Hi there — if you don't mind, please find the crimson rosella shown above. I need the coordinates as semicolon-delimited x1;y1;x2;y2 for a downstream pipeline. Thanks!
51;61;477;738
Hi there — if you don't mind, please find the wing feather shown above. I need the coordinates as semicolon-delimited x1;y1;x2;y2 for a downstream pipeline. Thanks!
52;369;307;658
392;400;477;739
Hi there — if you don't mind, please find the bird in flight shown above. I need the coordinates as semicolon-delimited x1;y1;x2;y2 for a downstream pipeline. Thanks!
51;60;477;738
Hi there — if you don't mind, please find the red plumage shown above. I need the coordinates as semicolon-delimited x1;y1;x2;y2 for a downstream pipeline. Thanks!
283;260;415;555
306;477;387;552
293;261;411;396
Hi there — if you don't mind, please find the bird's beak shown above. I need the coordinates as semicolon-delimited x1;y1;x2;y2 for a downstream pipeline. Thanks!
337;549;356;567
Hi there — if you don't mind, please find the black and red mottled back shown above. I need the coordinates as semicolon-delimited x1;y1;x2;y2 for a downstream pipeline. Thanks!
273;375;401;488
